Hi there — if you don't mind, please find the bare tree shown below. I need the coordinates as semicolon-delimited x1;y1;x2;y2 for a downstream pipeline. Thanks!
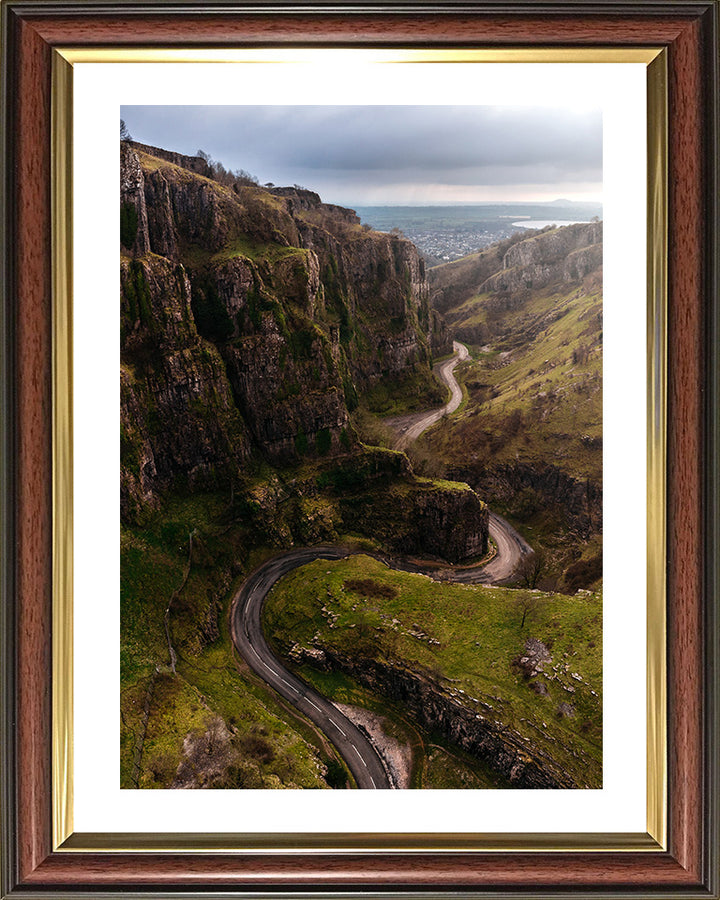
120;119;132;142
514;592;541;630
516;550;547;589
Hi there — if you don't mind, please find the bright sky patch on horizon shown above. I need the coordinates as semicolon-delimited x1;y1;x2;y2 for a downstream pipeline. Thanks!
120;105;602;207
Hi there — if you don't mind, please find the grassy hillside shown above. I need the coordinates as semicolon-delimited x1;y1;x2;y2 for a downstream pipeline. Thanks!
417;281;603;591
421;223;603;589
424;283;602;481
264;555;602;788
121;492;349;789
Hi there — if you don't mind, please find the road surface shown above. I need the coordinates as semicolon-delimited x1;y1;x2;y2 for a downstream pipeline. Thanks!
448;512;533;585
386;340;532;584
229;529;530;790
230;547;392;790
387;340;470;451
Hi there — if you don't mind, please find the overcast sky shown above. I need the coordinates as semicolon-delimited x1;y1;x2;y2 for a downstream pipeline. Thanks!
121;105;602;206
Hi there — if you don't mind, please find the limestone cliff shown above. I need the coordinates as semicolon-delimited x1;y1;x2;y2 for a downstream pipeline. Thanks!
120;143;463;544
336;477;489;563
450;462;602;541
429;221;602;332
320;650;579;788
481;221;602;295
120;254;251;522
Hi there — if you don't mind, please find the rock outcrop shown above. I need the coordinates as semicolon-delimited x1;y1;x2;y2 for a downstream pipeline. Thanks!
127;140;213;178
428;221;602;336
480;222;602;294
338;480;489;563
120;143;470;552
321;650;579;788
120;254;251;522
453;461;602;539
120;142;151;256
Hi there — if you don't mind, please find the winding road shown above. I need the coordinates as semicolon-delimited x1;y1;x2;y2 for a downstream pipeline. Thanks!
231;547;393;789
230;341;532;788
386;340;469;451
385;340;532;582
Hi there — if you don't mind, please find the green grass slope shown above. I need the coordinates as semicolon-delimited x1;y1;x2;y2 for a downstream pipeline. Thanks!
424;283;602;481
121;493;351;789
264;555;602;788
121;444;488;788
421;256;603;589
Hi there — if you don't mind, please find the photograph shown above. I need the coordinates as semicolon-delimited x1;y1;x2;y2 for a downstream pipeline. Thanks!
119;104;604;792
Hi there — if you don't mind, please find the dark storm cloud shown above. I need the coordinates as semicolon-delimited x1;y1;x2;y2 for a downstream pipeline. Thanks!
121;105;601;203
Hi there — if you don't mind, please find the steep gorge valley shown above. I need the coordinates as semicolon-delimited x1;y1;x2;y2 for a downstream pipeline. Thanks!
120;141;603;791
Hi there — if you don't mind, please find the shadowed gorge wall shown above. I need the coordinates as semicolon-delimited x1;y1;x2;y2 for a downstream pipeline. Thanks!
120;142;454;522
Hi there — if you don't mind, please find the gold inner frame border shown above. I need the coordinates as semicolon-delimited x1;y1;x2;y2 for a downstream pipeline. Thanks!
52;46;667;854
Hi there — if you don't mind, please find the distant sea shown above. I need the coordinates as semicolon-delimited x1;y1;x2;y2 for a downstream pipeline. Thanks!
512;219;593;229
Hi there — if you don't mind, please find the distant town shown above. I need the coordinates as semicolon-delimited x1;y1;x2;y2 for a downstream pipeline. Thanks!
353;201;603;266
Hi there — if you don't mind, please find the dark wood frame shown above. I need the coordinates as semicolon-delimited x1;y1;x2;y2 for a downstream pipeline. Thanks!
1;1;718;896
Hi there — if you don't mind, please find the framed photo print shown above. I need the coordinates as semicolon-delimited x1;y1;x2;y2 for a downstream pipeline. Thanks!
1;2;718;897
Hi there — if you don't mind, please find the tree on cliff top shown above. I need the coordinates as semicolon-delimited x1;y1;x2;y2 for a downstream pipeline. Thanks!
196;148;259;188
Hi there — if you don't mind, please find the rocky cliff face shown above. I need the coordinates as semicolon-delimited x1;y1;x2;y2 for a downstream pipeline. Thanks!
253;447;488;562
429;222;602;329
120;253;251;522
481;222;602;295
452;462;602;540
120;144;460;537
127;141;213;178
120;143;151;256
338;480;489;563
320;650;578;788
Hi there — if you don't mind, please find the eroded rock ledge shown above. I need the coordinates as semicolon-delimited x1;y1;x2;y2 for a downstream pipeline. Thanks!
318;649;580;789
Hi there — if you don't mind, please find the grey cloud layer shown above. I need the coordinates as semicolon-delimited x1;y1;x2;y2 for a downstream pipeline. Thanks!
122;105;601;202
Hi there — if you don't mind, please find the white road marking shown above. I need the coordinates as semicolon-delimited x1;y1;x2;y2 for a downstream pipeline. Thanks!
236;548;489;790
330;720;346;737
246;646;299;695
351;745;366;766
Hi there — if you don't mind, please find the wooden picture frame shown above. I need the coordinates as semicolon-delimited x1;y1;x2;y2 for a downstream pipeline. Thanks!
1;1;718;896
